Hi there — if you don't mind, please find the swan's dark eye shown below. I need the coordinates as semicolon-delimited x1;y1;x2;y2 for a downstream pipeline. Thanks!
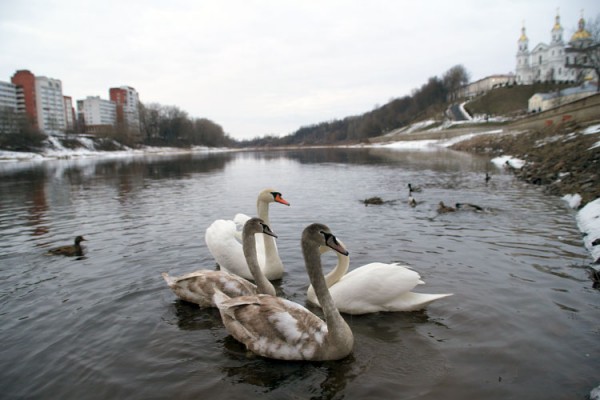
261;222;277;238
271;192;282;199
320;230;338;244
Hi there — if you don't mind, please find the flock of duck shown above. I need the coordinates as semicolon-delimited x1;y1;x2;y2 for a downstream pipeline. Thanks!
47;187;456;362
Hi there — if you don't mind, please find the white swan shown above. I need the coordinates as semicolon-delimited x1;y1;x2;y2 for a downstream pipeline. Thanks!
213;223;353;361
307;245;452;314
162;218;276;307
205;188;290;280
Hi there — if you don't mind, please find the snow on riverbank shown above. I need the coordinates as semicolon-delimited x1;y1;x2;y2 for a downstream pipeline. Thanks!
575;198;600;264
0;143;229;163
490;155;526;169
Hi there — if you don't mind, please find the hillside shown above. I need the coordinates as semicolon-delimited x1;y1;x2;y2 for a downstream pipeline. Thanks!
463;82;575;117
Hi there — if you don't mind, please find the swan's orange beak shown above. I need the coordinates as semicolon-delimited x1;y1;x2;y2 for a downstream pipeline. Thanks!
275;193;290;206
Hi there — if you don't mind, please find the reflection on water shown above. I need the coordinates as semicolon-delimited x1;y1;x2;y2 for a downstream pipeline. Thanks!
0;148;598;400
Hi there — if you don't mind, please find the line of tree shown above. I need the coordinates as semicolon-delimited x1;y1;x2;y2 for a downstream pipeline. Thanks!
91;102;236;148
239;65;470;147
136;103;234;148
0;109;47;150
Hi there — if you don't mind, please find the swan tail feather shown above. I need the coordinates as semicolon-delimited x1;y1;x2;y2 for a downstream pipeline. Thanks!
212;288;231;309
161;272;175;287
386;292;453;312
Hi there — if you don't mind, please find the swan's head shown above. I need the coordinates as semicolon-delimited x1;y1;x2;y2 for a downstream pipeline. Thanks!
74;235;86;244
259;188;290;206
303;223;348;256
244;217;278;239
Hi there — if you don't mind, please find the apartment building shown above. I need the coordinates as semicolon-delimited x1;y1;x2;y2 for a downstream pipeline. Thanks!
109;86;140;131
77;96;117;133
11;70;38;127
34;76;66;134
63;96;76;132
5;69;144;136
10;70;69;134
0;81;19;111
0;81;20;133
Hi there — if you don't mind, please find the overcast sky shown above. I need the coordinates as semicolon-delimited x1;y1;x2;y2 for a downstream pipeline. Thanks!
1;1;598;140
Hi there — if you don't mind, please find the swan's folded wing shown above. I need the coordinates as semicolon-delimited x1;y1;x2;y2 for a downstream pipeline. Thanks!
233;213;250;241
205;219;252;279
330;263;425;314
217;295;328;360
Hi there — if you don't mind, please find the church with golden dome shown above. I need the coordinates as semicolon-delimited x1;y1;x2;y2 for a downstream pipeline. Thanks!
515;12;594;84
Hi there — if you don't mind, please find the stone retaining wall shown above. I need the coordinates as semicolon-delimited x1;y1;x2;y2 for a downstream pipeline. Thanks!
509;93;600;131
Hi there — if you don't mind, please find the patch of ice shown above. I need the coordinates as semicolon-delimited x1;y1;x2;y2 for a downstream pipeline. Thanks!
77;137;97;150
0;150;43;161
562;193;582;209
576;198;600;263
378;139;439;150
438;131;503;147
582;124;600;135
491;155;526;169
405;120;437;134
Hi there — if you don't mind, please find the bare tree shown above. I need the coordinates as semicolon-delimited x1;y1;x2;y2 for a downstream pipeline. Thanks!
442;65;471;101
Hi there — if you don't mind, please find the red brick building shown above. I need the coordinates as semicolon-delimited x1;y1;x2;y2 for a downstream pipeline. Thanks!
11;70;38;129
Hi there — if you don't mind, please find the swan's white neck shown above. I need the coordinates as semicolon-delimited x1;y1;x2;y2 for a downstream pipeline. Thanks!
256;197;283;274
308;249;349;300
325;250;349;287
257;200;270;225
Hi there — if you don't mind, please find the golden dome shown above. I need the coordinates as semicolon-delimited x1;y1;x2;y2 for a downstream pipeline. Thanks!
570;17;592;42
518;26;528;42
571;29;591;41
552;14;562;31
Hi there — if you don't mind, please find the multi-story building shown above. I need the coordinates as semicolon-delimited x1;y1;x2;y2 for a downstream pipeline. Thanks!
77;96;117;133
0;81;20;134
10;70;70;134
34;76;66;135
11;70;38;128
63;96;76;132
516;12;596;85
0;81;19;111
109;86;140;132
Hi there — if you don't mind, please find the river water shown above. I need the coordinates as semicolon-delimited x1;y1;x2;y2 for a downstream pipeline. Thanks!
0;147;597;399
